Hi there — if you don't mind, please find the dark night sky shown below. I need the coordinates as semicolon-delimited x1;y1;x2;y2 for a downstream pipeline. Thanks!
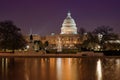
0;0;120;36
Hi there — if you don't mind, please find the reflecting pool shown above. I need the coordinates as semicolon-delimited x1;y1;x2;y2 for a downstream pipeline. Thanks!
0;58;120;80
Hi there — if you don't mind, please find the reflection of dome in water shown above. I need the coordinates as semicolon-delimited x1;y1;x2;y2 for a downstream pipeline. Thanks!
61;12;77;34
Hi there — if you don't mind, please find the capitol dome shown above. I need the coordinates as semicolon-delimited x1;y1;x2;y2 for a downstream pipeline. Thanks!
61;12;77;34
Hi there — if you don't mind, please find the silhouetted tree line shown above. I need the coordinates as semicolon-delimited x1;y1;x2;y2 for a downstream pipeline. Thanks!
0;20;27;53
0;20;119;52
78;25;120;51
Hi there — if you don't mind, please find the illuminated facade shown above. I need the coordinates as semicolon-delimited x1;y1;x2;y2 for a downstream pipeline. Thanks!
61;12;77;34
40;12;83;49
40;34;84;49
26;12;87;51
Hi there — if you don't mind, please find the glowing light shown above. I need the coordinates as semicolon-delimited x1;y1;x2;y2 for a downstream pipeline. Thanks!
56;58;62;80
96;59;102;80
68;58;71;64
57;58;62;69
26;45;30;49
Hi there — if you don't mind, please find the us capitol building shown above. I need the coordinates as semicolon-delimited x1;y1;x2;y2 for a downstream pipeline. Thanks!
26;12;87;51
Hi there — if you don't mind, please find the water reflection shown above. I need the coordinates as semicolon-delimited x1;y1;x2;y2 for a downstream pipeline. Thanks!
116;59;120;79
56;58;62;80
79;58;97;80
96;59;102;80
1;58;9;80
0;58;120;80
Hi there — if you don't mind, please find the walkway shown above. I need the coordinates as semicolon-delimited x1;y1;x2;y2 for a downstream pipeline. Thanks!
0;52;104;58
